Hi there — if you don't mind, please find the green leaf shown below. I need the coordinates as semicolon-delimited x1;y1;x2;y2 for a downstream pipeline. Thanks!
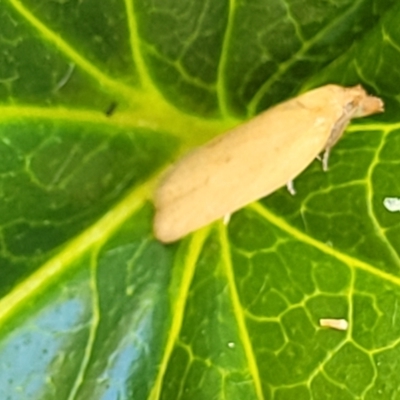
1;0;400;399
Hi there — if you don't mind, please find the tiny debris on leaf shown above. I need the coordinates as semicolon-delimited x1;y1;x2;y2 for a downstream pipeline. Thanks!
319;318;348;331
383;197;400;212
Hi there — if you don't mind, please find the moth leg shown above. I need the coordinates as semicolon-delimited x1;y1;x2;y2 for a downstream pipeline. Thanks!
286;180;296;195
223;213;231;225
322;148;331;171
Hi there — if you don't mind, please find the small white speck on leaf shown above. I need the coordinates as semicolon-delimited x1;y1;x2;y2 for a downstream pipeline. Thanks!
383;197;400;212
319;318;348;330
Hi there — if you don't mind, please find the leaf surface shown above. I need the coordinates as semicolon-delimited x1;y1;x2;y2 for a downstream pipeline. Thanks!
1;0;400;399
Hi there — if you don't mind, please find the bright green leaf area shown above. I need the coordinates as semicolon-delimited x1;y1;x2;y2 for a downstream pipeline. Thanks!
2;0;400;399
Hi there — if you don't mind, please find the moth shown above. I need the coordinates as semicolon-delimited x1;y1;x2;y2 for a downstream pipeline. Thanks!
154;84;384;243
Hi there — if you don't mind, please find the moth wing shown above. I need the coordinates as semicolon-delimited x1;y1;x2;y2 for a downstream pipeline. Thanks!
154;87;344;243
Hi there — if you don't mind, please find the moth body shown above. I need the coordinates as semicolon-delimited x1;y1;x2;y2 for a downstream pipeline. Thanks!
154;84;384;243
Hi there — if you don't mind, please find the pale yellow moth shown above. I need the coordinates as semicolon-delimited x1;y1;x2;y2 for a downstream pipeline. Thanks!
319;318;349;331
154;84;384;243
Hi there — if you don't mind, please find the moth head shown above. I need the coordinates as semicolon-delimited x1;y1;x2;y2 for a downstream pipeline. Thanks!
346;85;384;118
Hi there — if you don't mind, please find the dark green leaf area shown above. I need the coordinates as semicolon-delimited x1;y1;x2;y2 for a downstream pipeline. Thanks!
261;128;400;275
0;120;177;294
367;345;400;399
353;270;400;351
161;233;258;400
141;52;221;117
0;7;116;107
0;257;94;400
0;208;175;400
136;0;228;116
302;185;397;271
274;385;310;400
308;1;400;110
224;0;394;115
313;261;351;293
311;374;354;400
19;0;137;84
133;0;397;117
324;342;374;396
256;306;343;386
226;207;400;397
228;210;356;389
75;218;175;399
229;209;351;298
372;128;400;259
